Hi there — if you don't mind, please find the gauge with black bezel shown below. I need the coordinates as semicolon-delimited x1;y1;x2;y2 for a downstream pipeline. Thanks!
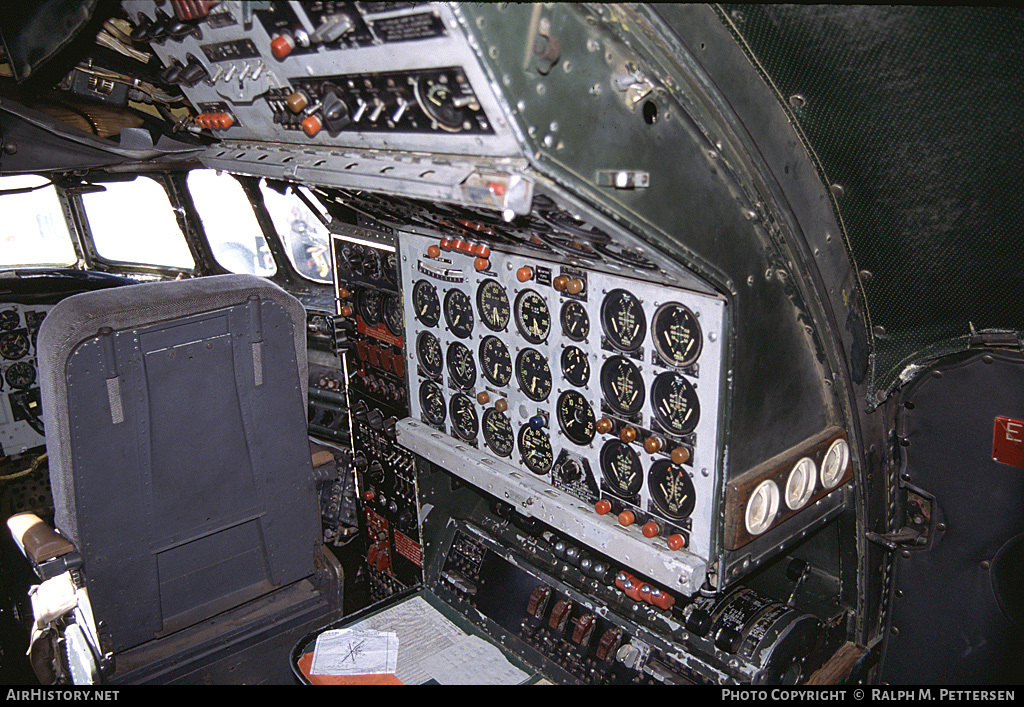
518;423;554;474
382;293;403;337
0;331;30;361
560;300;589;342
482;407;514;457
556;390;596;446
443;289;474;339
600;356;646;416
480;336;512;388
357;288;382;328
560;346;590;387
515;348;552;402
650;371;700;435
416;331;443;377
514;289;551;344
651;302;702;367
447;341;477;390
0;310;19;331
600;439;644;497
449;393;479;441
413;279;440;327
4;361;35;389
601;289;646;352
476;279;510;332
648;459;696;520
419;380;446;426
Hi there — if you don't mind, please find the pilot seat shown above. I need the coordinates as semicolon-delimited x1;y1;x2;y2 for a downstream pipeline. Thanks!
6;274;343;684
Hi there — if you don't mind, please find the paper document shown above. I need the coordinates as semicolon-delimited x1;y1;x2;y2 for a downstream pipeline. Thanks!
310;629;399;676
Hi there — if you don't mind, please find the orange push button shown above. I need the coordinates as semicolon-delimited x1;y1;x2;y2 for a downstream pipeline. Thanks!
595;499;612;515
516;266;533;282
301;114;322;137
270;33;295;60
618;509;635;527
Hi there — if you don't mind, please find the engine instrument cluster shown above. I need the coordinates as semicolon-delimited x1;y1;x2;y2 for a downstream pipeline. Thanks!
398;230;726;577
0;304;48;458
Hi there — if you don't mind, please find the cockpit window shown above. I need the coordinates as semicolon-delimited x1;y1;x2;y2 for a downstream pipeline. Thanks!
0;175;77;268
258;179;332;283
186;170;276;277
80;175;194;270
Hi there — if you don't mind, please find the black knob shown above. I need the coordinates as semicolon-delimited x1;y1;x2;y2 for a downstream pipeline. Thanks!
322;90;353;133
685;608;713;637
179;60;208;87
367;408;384;430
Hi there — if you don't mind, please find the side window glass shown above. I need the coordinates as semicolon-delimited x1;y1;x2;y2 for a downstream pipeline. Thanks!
80;176;194;269
187;170;276;276
0;175;77;267
259;179;332;283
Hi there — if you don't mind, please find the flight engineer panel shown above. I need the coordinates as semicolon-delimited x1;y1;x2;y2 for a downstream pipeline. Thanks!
396;229;726;594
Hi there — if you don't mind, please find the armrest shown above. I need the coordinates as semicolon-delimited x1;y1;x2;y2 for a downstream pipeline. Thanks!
7;513;81;579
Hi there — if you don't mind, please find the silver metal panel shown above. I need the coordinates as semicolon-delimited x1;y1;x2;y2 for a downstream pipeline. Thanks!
398;229;726;563
397;418;706;595
123;1;521;158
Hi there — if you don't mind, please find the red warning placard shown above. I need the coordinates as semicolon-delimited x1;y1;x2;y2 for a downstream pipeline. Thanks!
992;417;1024;469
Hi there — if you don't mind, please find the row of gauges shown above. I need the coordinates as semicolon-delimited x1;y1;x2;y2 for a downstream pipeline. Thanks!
412;278;702;366
334;240;399;285
418;383;698;522
352;287;403;337
415;334;700;437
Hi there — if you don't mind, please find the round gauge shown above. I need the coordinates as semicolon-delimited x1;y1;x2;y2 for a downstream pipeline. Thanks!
383;252;398;285
600;356;646;416
476;279;510;331
560;346;590;387
0;331;30;361
556;390;596;445
820;438;850;490
518;424;554;475
361;250;382;281
357;288;382;328
412;280;440;327
335;244;354;272
745;479;780;536
443;289;474;339
514;289;551;344
416;331;443;377
479;336;512;387
382;293;404;337
650;372;700;435
4;361;35;389
414;75;469;132
447;341;477;390
651;303;703;367
648;459;697;521
785;457;817;510
601;289;647;352
449;393;479;441
515;348;552;402
419;381;447;425
0;310;19;331
560;301;590;342
594;242;658;270
482;407;514;457
600;440;644;497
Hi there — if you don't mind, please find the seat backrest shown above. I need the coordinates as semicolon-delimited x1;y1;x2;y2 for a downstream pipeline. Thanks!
37;274;320;653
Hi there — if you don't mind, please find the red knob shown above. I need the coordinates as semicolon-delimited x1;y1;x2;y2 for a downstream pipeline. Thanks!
301;114;322;137
516;266;533;282
474;257;490;272
595;499;612;515
618;509;635;527
642;521;660;538
667;534;687;551
270;33;295;60
427;245;441;258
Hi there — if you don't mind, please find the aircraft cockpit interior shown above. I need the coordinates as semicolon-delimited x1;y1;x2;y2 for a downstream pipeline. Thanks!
0;1;1022;686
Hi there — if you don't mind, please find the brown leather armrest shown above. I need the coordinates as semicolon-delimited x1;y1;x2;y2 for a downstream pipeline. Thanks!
7;513;76;564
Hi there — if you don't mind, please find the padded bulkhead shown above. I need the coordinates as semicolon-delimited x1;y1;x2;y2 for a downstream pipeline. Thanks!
37;274;319;652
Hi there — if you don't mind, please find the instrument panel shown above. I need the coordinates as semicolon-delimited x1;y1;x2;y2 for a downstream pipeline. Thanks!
399;230;726;564
0;303;48;457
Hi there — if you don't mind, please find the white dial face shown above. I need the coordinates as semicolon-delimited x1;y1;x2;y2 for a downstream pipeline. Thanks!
785;457;817;510
745;479;780;536
821;439;850;490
